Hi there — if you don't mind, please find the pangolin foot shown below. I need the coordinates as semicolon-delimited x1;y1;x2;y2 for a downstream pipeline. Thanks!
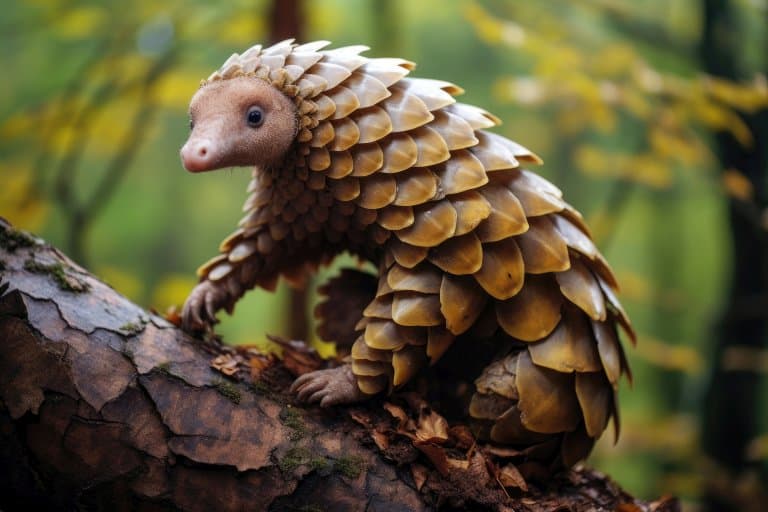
290;365;368;407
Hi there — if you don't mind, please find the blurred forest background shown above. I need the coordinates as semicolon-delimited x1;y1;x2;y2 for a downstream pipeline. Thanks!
1;0;767;510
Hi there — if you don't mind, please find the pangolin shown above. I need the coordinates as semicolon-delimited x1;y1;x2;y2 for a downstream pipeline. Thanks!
180;39;635;469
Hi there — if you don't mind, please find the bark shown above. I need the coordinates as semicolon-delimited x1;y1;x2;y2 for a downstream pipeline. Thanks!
0;219;677;512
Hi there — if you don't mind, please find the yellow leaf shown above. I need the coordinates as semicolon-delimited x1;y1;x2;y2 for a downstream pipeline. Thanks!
52;6;107;39
721;168;754;201
150;274;197;311
217;15;266;45
634;335;704;375
0;163;50;231
0;112;35;139
152;70;207;110
593;45;637;78
97;265;144;302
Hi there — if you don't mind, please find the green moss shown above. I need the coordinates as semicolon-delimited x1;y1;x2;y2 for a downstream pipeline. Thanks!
156;361;171;374
213;378;241;404
280;407;307;440
308;457;330;472
334;455;364;479
248;380;271;395
23;259;89;293
278;447;311;473
119;321;144;335
0;226;35;252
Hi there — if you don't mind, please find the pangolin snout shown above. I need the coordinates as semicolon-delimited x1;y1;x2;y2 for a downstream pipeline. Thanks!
181;138;216;173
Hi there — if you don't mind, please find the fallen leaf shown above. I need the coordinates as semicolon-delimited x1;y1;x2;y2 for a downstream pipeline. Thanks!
415;408;449;443
371;430;390;451
411;463;428;491
498;463;528;491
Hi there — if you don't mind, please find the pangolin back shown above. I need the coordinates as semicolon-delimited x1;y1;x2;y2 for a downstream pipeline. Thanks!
196;40;635;465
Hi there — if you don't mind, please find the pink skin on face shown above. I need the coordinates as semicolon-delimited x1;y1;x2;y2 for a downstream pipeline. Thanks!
180;76;298;173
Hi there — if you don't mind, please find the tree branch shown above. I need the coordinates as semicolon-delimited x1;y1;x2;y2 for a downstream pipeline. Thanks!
0;219;678;511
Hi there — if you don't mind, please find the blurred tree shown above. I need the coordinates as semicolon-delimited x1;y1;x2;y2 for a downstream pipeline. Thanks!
699;0;768;510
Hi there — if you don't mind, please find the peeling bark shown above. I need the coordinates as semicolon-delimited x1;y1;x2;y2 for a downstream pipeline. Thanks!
0;219;676;511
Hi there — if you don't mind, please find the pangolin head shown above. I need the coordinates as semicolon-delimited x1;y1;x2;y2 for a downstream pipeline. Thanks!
181;75;298;173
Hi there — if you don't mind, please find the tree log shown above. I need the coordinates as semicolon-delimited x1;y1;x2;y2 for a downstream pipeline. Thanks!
0;219;678;511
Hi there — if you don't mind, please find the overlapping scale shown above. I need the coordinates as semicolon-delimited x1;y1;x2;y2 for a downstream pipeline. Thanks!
396;200;457;247
451;191;492;236
433;150;488;195
496;274;563;341
364;319;425;351
386;263;442;293
327;85;360;120
388;239;428;268
329;177;360;201
591;319;623;385
516;216;570;274
555;256;607;321
392;78;458;111
360;58;413;87
285;50;324;71
382;87;434;132
310;121;335;148
330;117;360;151
528;308;602;373
351;142;383;177
429;111;479;150
357;173;397;209
508;172;566;217
575;372;612;437
472;132;519;171
428;232;483;275
307;62;352;89
380;133;418;173
352;106;393;143
411;126;450;166
326;150;354;179
313;95;336;120
473;238;524;300
394;168;438;206
552;214;598;259
477;185;528;242
516;351;581;434
377;205;414;230
392;291;442;326
322;46;369;71
352;336;392;362
445;103;500;129
392;344;429;385
426;327;454;361
440;274;487;335
343;72;391;108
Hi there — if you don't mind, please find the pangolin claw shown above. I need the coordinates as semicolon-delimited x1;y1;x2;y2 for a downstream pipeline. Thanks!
290;365;368;407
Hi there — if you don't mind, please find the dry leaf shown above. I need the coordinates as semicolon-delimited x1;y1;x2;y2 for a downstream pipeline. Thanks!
449;425;476;450
371;430;390;451
415;408;449;443
411;463;428;491
498;463;528;491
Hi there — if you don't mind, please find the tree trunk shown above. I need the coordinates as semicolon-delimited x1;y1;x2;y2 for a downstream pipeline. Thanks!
699;1;768;510
0;219;677;511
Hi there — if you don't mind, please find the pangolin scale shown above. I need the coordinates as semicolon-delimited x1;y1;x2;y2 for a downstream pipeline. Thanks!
181;39;635;470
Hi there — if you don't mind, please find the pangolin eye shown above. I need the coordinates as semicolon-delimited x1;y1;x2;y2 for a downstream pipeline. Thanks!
247;106;264;127
189;119;194;130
